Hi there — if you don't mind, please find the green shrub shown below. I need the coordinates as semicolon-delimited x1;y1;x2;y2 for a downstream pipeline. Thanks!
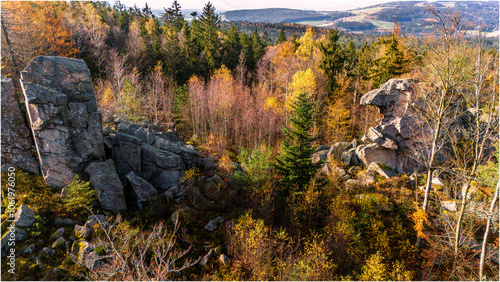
233;145;272;186
62;176;95;215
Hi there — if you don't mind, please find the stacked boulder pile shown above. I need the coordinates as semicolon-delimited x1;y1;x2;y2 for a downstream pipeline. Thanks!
102;118;215;210
313;79;420;177
356;78;420;172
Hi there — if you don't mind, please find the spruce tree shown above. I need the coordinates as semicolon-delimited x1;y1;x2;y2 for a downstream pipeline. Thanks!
252;28;265;65
221;24;241;71
277;28;286;44
196;1;221;71
319;29;345;99
274;92;323;196
239;32;254;72
371;30;409;87
162;0;184;31
179;22;200;81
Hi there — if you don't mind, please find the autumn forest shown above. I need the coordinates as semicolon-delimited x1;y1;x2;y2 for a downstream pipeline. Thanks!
0;0;499;281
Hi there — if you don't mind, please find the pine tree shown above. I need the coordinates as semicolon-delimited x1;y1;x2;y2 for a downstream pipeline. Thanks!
252;28;265;66
319;29;345;99
261;31;272;46
371;29;409;87
196;1;221;71
239;32;254;72
277;28;286;44
161;0;184;31
274;92;323;196
221;24;241;71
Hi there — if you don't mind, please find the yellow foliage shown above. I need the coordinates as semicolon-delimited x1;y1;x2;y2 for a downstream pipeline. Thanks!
359;252;388;281
287;68;316;110
182;168;200;183
154;60;163;73
411;207;428;239
144;17;157;37
264;96;284;115
219;151;233;175
295;27;318;60
211;65;235;109
2;1;77;58
80;1;109;33
390;260;414;281
325;99;351;143
100;85;116;109
213;64;232;81
188;74;201;85
117;78;142;116
290;235;336;280
288;180;322;229
230;212;273;280
274;41;296;60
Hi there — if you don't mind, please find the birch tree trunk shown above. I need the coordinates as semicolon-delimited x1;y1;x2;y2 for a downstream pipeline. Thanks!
479;180;499;281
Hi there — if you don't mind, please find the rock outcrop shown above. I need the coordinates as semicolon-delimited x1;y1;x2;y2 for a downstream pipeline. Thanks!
1;75;39;174
104;119;208;193
357;79;419;172
314;79;423;174
20;56;105;188
12;56;213;213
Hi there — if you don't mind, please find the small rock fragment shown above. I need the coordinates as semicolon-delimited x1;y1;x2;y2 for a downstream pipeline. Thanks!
205;216;224;232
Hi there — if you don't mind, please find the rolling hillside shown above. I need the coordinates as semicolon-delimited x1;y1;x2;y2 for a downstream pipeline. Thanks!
222;1;499;36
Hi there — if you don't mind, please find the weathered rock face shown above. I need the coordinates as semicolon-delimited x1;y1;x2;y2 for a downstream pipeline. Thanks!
357;79;420;172
1;75;39;174
20;56;105;188
85;160;127;212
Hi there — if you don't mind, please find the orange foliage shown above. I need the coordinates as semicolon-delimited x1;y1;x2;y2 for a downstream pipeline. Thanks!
2;1;77;61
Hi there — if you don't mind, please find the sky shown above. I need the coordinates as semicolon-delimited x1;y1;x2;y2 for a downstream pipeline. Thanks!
117;0;430;11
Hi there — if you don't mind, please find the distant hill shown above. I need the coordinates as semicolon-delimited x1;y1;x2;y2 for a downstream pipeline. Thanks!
223;8;353;24
222;1;499;36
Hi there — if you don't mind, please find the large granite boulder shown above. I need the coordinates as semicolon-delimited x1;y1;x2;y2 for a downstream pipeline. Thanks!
1;76;39;174
328;142;353;163
367;162;397;179
125;171;157;210
355;144;399;172
20;56;105;188
85;160;127;212
360;79;419;149
155;170;182;191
